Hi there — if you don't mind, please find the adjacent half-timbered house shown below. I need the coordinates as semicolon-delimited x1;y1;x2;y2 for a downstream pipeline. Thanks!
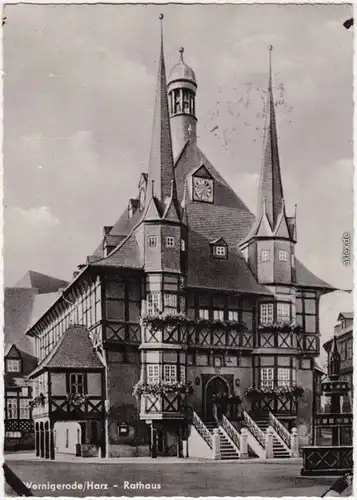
25;20;336;459
4;345;37;450
28;325;106;458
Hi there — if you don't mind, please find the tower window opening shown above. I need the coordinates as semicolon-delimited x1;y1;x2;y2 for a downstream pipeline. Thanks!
278;250;287;261
148;236;158;248
166;236;175;248
183;90;191;113
261;250;270;261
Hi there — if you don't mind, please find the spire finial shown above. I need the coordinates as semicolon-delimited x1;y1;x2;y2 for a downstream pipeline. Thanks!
179;46;184;62
159;14;164;45
268;45;273;88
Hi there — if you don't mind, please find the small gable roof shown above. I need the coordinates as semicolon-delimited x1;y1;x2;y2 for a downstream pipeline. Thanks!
29;325;104;377
338;312;353;321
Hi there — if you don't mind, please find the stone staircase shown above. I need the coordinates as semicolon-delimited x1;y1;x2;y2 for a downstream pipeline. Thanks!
253;413;291;458
205;422;240;460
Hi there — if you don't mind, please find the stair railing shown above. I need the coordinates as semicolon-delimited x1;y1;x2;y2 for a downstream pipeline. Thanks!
192;410;213;448
221;415;240;451
242;411;266;449
268;412;291;450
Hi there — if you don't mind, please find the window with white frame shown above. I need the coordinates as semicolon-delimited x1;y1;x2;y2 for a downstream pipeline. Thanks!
214;246;227;257
260;368;274;389
6;359;21;373
261;250;270;261
164;365;177;383
164;294;177;313
21;387;29;397
69;373;84;395
19;399;30;419
7;398;17;419
213;309;224;321
199;308;209;320
260;303;274;324
166;237;175;248
228;310;239;321
278;250;287;261
147;365;160;384
277;303;290;322
147;236;158;248
147;293;162;315
277;368;291;387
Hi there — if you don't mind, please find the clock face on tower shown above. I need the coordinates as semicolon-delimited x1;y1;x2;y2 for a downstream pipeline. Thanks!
193;177;214;203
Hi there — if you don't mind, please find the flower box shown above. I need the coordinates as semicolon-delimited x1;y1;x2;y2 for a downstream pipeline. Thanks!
244;385;304;400
133;380;193;399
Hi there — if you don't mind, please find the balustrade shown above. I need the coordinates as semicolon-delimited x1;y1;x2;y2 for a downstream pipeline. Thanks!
221;415;240;450
269;412;291;449
192;410;213;448
242;411;266;449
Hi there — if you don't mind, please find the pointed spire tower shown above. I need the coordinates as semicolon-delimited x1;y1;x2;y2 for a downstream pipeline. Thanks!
239;46;297;286
143;15;186;276
144;14;180;222
257;46;284;229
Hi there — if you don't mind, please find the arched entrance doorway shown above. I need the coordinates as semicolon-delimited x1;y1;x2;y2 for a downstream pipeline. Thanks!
205;376;229;421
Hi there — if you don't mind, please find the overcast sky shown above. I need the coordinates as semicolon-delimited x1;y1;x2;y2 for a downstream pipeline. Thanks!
3;3;353;352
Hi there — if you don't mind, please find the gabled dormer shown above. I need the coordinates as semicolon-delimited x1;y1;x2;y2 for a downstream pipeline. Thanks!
210;237;228;259
5;345;22;374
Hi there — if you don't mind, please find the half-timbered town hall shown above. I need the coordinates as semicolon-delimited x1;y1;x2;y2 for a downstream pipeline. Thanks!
26;18;335;460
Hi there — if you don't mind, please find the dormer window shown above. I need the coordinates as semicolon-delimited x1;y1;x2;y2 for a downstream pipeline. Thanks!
215;246;226;257
211;238;228;259
6;359;21;373
261;250;270;261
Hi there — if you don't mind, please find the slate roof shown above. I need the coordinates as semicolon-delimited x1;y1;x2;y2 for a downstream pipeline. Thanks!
294;260;335;290
15;270;68;294
29;325;104;377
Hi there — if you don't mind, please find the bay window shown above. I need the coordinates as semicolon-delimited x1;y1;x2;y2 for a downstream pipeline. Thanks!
164;294;177;313
277;368;291;387
147;294;162;315
147;364;160;384
260;368;274;389
164;365;177;383
277;303;290;322
260;303;274;324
